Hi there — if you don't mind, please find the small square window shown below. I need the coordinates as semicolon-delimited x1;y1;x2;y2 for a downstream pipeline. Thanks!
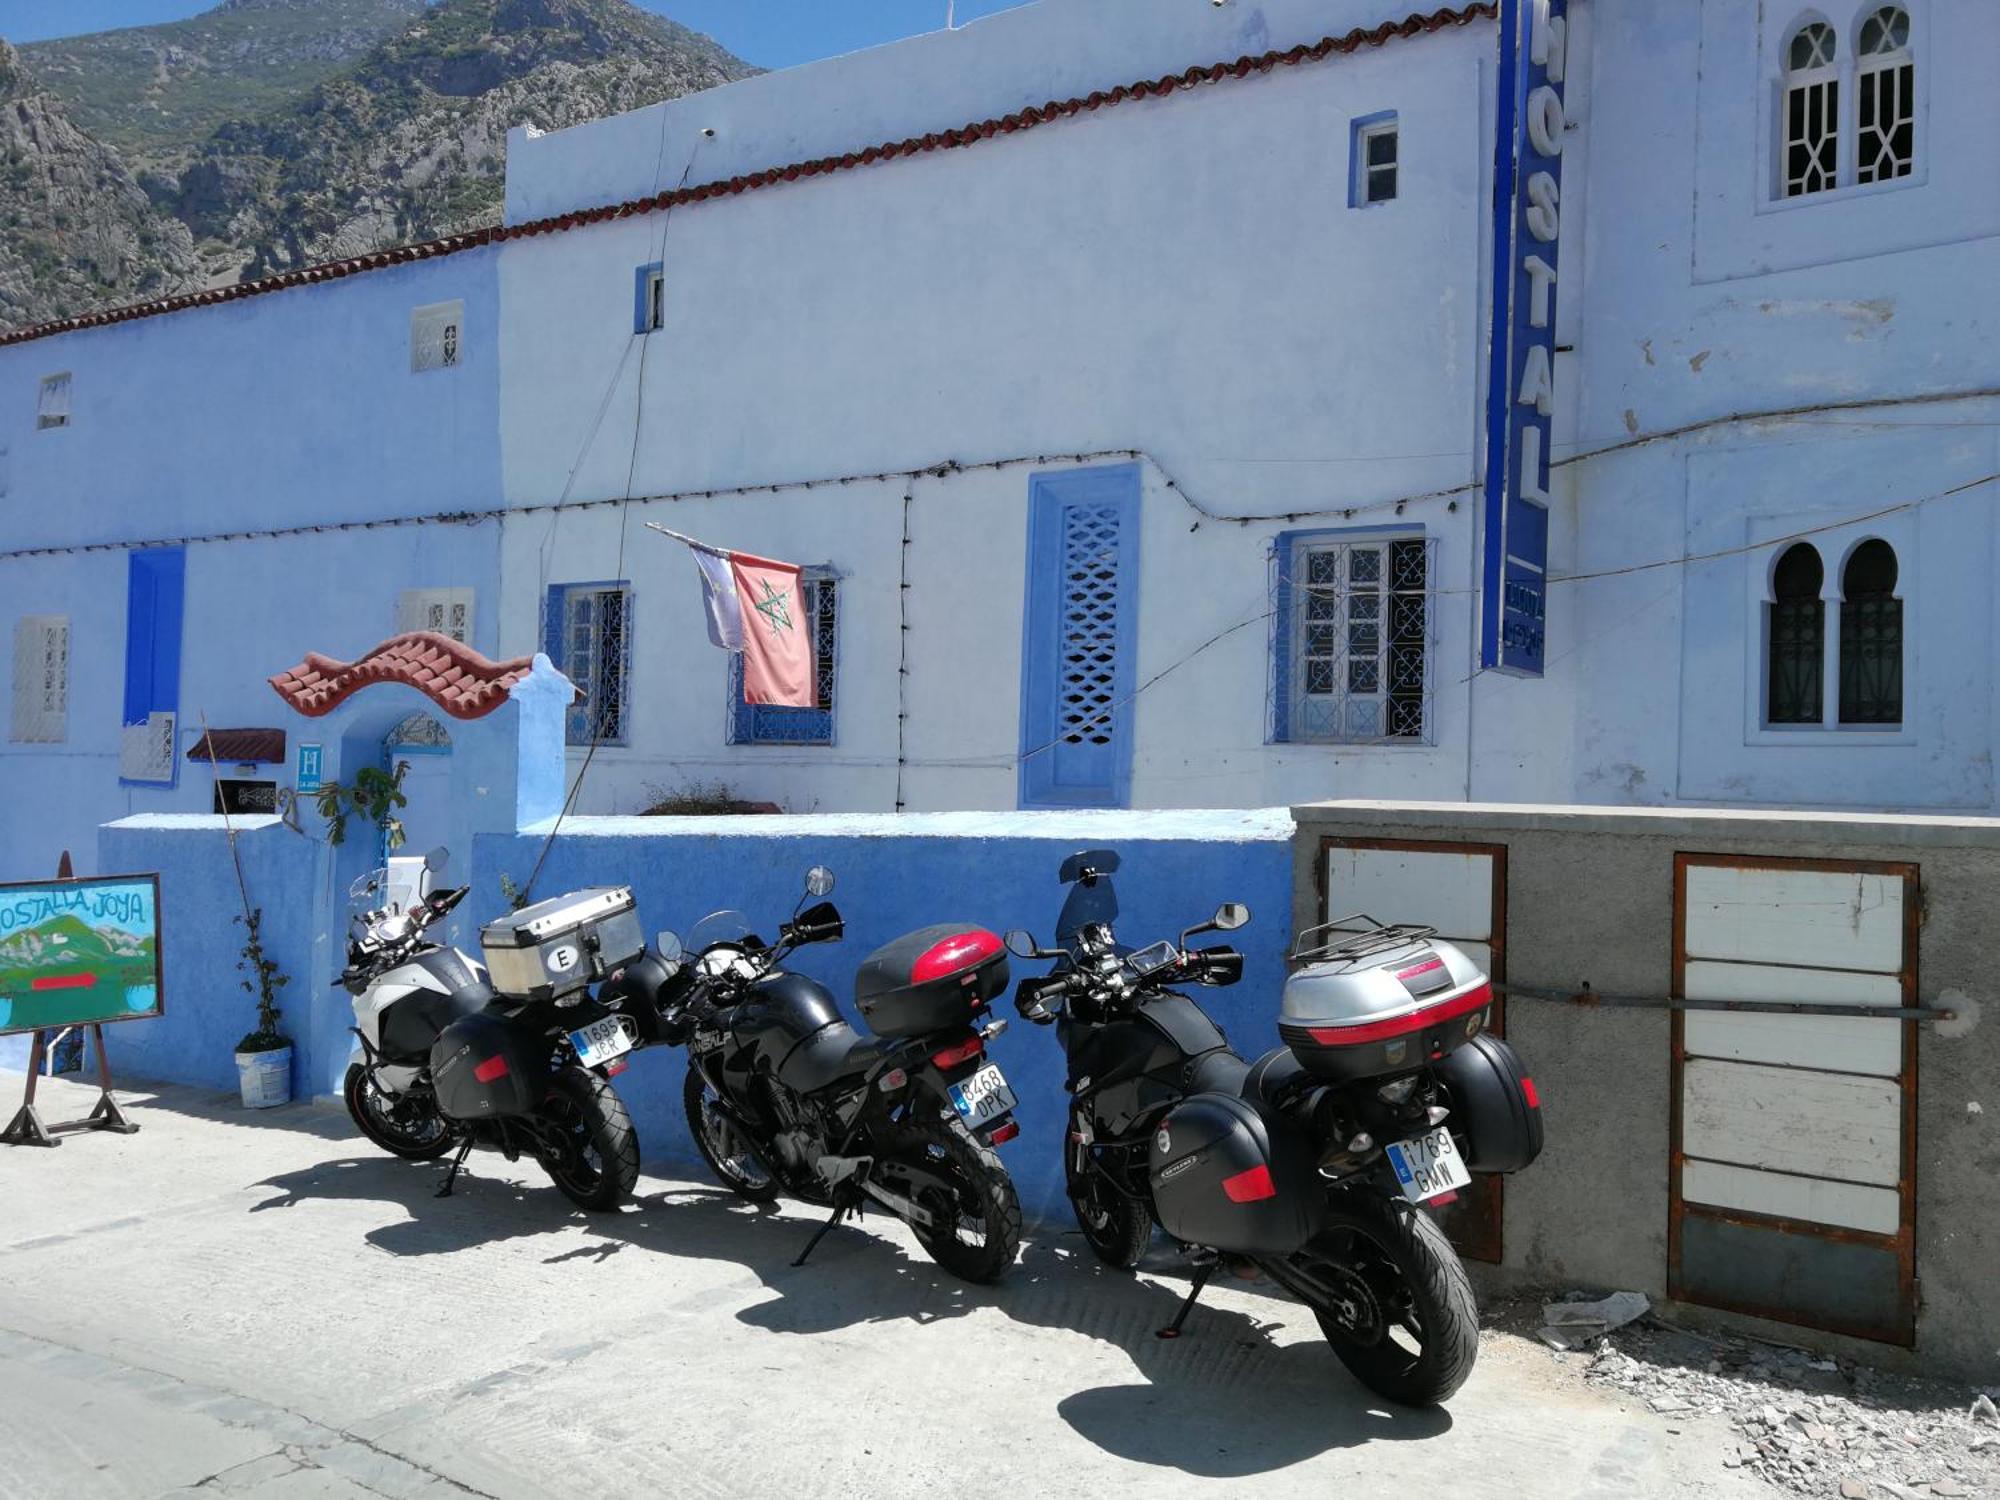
1352;116;1399;206
410;301;464;373
634;262;665;334
37;373;71;429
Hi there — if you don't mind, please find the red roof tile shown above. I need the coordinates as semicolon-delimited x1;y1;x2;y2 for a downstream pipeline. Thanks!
185;728;287;763
268;631;559;721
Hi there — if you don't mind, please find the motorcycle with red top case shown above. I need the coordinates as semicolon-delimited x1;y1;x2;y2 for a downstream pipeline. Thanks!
647;866;1024;1284
1007;850;1544;1406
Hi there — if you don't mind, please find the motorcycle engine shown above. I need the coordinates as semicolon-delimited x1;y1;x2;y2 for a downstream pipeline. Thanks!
762;1080;822;1175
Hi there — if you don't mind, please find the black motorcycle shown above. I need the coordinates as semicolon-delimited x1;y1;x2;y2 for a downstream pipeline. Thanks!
339;857;643;1212
645;866;1024;1284
1006;849;1543;1406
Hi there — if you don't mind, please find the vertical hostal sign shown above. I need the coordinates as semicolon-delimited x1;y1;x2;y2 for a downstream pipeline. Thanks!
1480;0;1568;675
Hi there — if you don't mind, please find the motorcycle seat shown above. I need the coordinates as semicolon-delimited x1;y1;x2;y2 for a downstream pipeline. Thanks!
1187;1046;1306;1113
777;1021;898;1095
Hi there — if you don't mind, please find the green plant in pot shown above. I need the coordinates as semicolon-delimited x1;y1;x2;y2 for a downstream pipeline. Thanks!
233;906;294;1109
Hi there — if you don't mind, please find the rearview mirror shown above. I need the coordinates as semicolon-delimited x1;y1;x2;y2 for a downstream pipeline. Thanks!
424;847;449;873
656;930;684;963
1212;902;1250;931
805;865;835;898
1004;929;1041;959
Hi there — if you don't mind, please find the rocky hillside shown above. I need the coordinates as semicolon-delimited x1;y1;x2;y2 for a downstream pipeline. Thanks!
0;39;204;330
0;0;753;330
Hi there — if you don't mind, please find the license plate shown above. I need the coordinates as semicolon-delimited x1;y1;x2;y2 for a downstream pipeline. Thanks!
948;1063;1018;1130
571;1016;634;1070
1385;1126;1470;1203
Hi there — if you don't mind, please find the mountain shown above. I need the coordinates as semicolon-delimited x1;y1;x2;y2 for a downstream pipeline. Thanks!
0;0;753;329
0;912;155;973
0;39;204;330
18;0;430;172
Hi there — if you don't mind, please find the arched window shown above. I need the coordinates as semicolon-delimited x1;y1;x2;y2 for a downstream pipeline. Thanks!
1768;542;1825;724
1856;6;1914;184
1839;539;1902;724
1782;20;1840;197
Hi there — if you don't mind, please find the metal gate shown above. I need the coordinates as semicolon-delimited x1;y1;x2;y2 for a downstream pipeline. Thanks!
1669;854;1919;1345
1318;837;1509;1262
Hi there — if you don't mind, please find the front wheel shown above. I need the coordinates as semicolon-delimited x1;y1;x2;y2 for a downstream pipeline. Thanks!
1066;1120;1152;1270
683;1064;780;1203
1294;1194;1479;1406
344;1063;454;1159
903;1116;1021;1285
538;1066;640;1212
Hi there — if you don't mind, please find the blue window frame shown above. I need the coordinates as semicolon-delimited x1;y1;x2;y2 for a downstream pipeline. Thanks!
1019;464;1140;809
729;571;837;745
634;262;665;334
544;581;632;746
1270;525;1433;744
120;548;184;786
1350;110;1400;207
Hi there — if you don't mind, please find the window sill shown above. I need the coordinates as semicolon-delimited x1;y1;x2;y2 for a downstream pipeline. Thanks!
1745;724;1912;747
1757;167;1924;217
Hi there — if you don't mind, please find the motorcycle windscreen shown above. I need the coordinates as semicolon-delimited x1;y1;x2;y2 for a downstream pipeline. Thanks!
1055;875;1118;947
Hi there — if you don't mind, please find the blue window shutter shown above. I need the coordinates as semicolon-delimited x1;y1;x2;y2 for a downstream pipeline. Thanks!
633;263;663;334
123;549;184;726
543;584;565;668
1270;531;1295;743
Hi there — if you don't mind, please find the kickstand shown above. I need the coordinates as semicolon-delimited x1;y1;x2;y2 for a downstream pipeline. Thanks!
1156;1262;1218;1340
435;1136;474;1199
792;1192;855;1268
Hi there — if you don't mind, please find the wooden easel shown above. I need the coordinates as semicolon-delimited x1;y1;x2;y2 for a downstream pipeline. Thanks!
1;852;142;1148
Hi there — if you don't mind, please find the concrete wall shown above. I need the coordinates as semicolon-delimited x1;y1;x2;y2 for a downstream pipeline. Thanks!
1290;798;2000;1379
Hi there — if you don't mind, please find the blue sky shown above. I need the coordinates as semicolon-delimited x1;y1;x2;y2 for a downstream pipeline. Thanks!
2;1;1038;69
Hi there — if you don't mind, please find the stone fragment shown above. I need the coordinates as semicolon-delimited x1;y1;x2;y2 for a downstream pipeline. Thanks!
1839;1482;1869;1500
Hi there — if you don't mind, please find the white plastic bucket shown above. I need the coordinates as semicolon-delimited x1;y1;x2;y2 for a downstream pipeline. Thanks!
235;1046;293;1109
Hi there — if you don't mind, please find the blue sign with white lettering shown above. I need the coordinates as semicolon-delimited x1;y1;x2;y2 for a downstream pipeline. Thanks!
296;743;324;794
1480;0;1568;676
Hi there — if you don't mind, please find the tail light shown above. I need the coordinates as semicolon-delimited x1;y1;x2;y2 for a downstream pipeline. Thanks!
1521;1077;1541;1109
986;1120;1021;1146
931;1034;985;1070
1221;1165;1276;1203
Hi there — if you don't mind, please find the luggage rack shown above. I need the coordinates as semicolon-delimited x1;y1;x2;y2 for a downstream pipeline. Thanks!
1287;913;1439;966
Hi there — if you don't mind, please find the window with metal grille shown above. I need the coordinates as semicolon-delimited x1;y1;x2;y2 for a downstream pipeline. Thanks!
410;301;464;373
1839;539;1901;725
37;373;71;430
1766;542;1824;725
1856;6;1914;185
545;582;632;746
1781;20;1839;198
396;587;474;644
1058;505;1124;750
10;615;68;743
729;573;837;745
1353;115;1398;206
1271;532;1436;744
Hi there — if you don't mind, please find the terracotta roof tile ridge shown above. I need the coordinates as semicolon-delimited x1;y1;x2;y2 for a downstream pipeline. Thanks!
268;630;555;721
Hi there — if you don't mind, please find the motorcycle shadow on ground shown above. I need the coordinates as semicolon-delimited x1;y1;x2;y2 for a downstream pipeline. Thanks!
249;1155;1450;1477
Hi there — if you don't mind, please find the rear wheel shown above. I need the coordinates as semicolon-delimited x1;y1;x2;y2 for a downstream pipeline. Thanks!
683;1064;780;1204
1296;1193;1478;1406
905;1116;1021;1285
1066;1120;1152;1269
343;1063;453;1160
538;1066;640;1212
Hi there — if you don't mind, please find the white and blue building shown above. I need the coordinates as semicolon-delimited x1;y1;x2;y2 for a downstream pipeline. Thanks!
4;0;1998;884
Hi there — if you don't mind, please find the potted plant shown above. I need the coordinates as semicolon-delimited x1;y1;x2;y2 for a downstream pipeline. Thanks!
233;906;293;1108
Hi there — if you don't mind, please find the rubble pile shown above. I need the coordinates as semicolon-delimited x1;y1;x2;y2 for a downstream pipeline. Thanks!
1576;1314;2000;1500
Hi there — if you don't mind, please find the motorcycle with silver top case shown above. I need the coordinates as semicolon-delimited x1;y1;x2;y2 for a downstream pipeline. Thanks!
1008;849;1544;1407
338;851;643;1211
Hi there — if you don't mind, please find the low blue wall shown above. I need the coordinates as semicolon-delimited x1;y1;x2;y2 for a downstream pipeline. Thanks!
475;810;1295;1218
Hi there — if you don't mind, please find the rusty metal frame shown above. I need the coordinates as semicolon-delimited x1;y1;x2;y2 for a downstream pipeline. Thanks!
1317;835;1509;1264
1667;851;1918;1347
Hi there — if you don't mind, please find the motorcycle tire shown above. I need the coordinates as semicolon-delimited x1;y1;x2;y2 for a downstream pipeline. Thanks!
905;1115;1022;1285
343;1062;454;1160
539;1065;641;1212
1298;1193;1479;1407
1066;1121;1151;1270
683;1064;780;1204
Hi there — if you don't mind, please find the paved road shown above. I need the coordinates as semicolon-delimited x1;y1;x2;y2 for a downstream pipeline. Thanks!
0;1074;1778;1499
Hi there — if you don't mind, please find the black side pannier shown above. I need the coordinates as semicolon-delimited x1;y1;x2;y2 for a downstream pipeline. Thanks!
431;1011;546;1120
1434;1032;1543;1173
1148;1092;1324;1256
854;924;1009;1037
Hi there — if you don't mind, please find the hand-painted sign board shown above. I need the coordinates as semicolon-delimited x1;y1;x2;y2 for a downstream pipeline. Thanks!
0;875;163;1035
1480;0;1568;675
296;742;324;794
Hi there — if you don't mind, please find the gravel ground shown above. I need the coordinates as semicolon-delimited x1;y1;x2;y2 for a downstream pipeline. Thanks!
1520;1302;2000;1500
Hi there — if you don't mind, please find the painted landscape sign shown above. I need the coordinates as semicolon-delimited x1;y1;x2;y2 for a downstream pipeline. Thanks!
0;875;162;1035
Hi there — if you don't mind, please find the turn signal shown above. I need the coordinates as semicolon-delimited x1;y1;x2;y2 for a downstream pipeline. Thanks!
931;1035;985;1069
876;1068;909;1093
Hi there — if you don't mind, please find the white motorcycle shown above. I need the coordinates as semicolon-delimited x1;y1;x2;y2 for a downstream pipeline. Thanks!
338;852;642;1211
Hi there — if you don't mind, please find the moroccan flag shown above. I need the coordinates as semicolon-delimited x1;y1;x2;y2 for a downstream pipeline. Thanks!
682;542;815;707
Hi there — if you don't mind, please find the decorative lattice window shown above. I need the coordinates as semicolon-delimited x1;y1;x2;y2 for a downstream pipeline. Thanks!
1353;116;1398;206
410;301;463;373
1856;6;1914;185
1056;505;1125;751
1272;533;1436;745
547;583;632;746
37;373;71;430
10;615;69;743
1782;20;1839;198
729;573;837;745
1766;542;1825;725
385;712;453;751
397;587;474;643
1839;539;1902;725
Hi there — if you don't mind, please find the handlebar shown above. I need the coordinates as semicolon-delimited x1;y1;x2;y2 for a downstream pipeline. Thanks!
1011;939;1243;1024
